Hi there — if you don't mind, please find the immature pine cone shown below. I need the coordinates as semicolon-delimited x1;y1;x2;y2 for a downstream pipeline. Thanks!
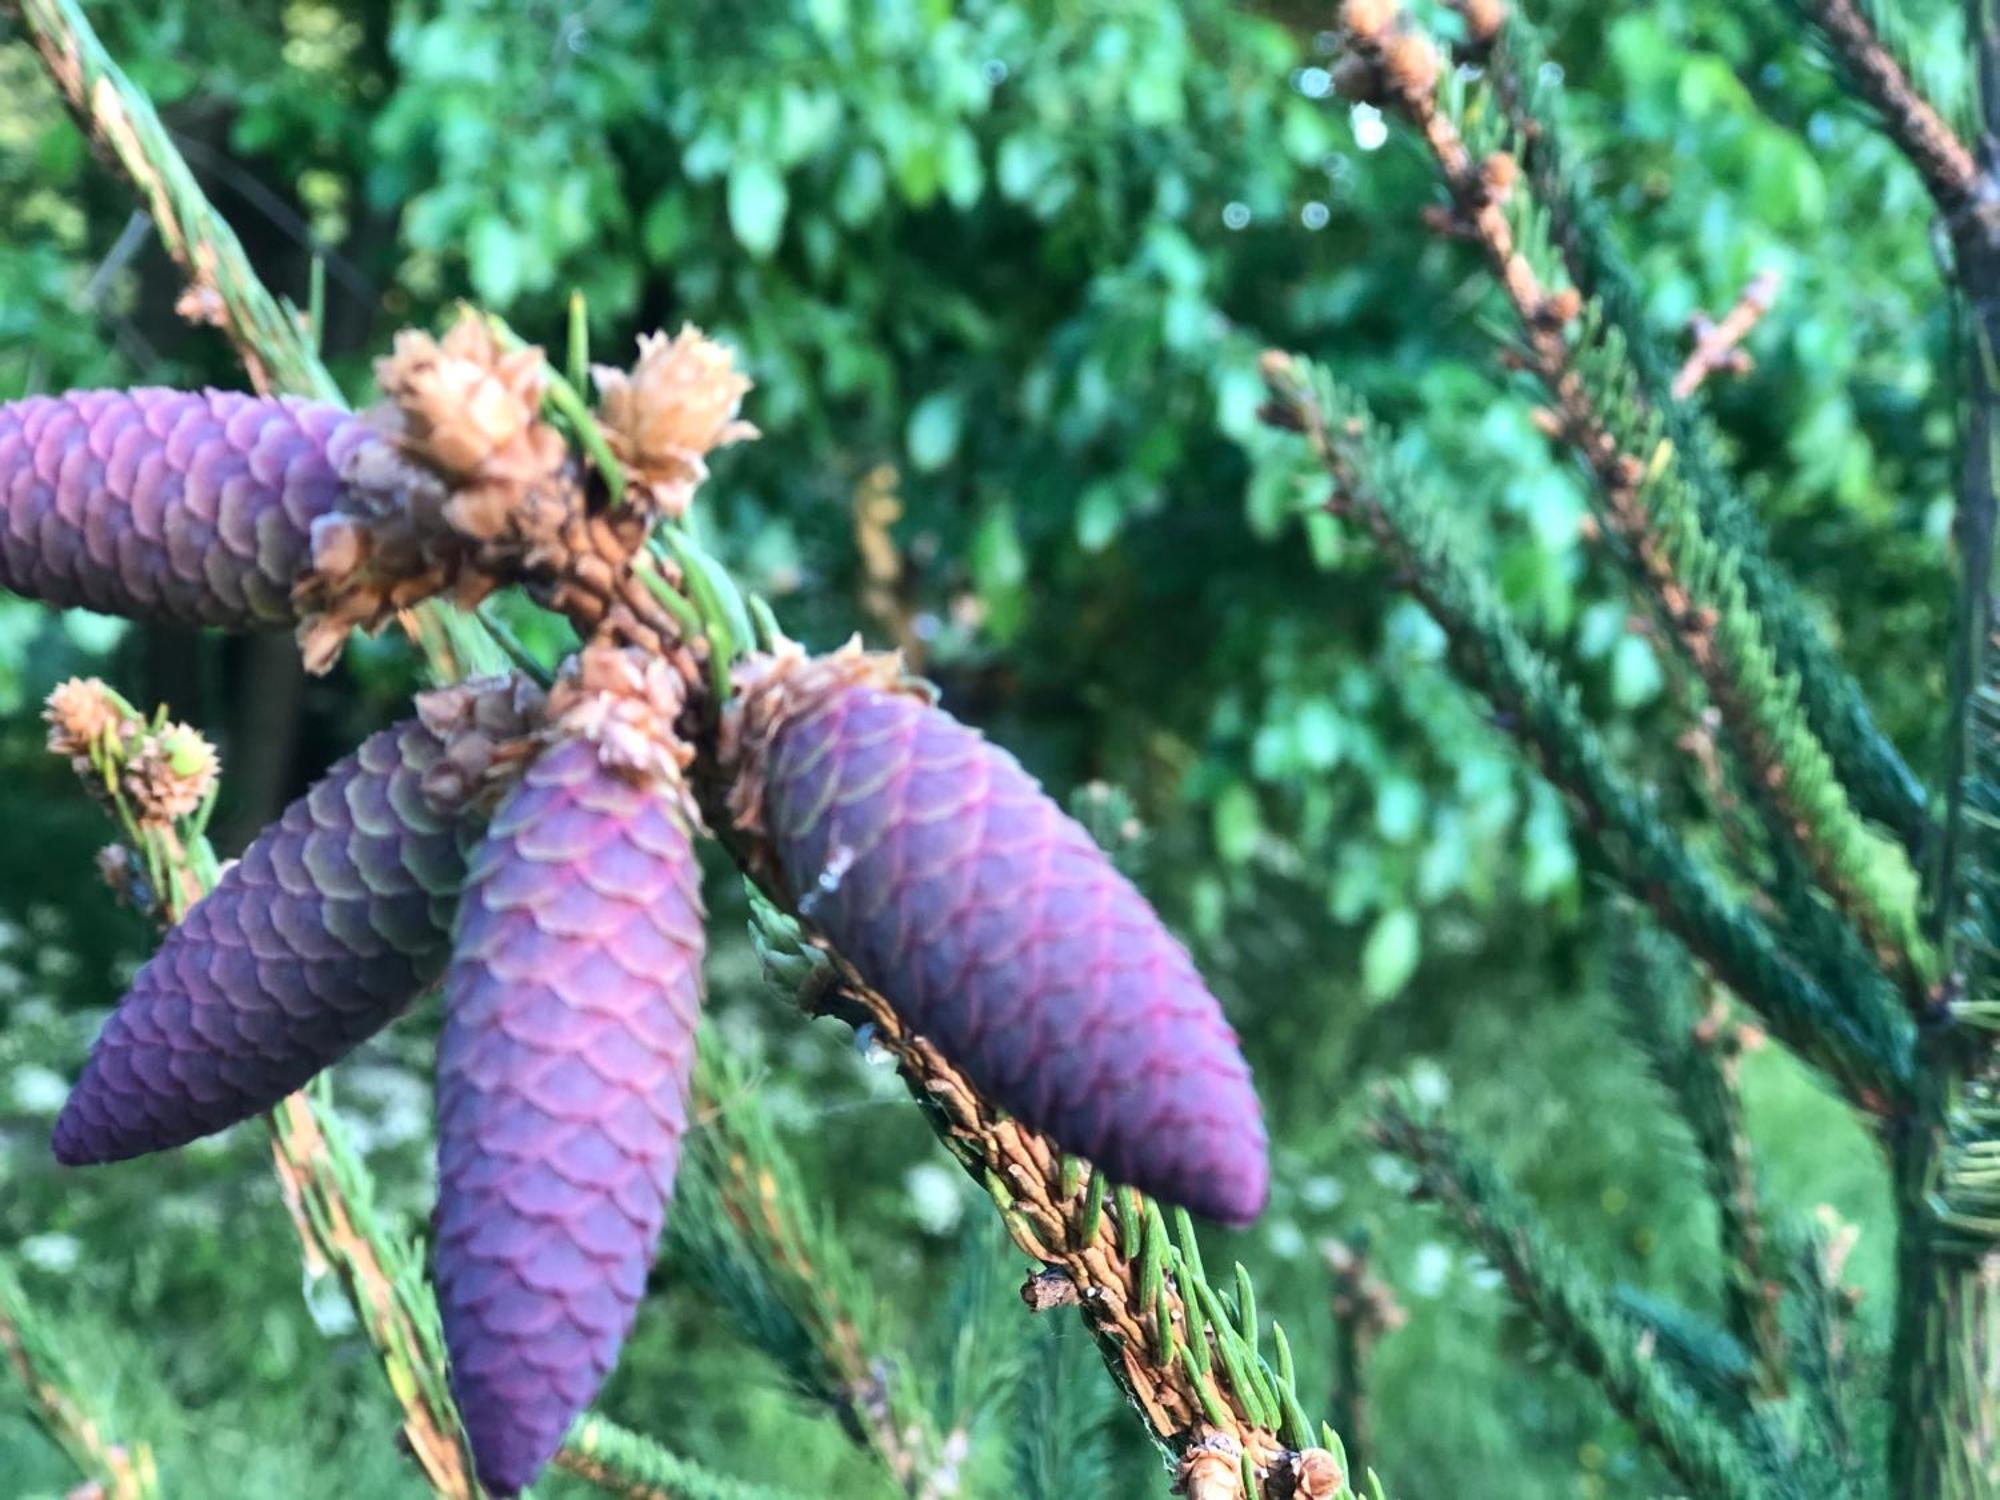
53;714;477;1163
0;389;377;628
727;644;1269;1225
433;655;704;1496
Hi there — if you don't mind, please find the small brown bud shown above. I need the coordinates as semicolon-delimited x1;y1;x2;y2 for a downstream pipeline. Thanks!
94;844;144;908
1455;0;1507;46
546;644;693;788
1383;32;1441;99
122;723;219;824
1330;52;1386;104
1541;286;1583;326
1419;203;1475;240
174;283;228;330
1177;1429;1245;1499
1342;0;1398;40
374;312;549;481
592;325;758;518
1289;1448;1347;1500
1020;1269;1081;1311
1479;151;1520;204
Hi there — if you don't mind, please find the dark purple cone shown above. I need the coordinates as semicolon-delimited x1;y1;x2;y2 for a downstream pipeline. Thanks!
763;685;1269;1225
53;718;469;1164
433;739;703;1496
0;389;379;627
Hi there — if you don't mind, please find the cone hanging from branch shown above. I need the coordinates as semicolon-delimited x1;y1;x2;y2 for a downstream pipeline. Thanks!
724;641;1271;1226
0;388;376;629
52;678;542;1165
432;648;706;1496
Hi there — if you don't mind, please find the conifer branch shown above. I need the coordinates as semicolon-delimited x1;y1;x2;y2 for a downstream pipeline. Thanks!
13;0;334;401
1011;1325;1116;1498
555;1417;812;1500
18;9;1358;1493
1892;8;2000;1489
1457;4;1932;857
1783;1211;1868;1492
1611;916;1787;1397
1342;1;1933;1000
1262;352;1914;1112
48;686;789;1500
0;1256;159;1500
1607;1287;1757;1417
41;681;477;1497
1370;1098;1780;1500
1793;0;1983;228
676;1038;952;1495
1322;1238;1403;1478
746;900;1357;1500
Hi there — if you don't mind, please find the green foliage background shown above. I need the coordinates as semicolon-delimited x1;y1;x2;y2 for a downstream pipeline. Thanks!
0;1;1960;1494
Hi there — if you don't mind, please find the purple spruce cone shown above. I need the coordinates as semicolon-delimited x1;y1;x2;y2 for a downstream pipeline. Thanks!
0;388;377;627
53;716;470;1164
433;736;703;1496
750;658;1269;1225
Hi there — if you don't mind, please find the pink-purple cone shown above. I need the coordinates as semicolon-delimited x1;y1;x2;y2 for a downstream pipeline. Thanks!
0;389;378;627
53;717;470;1165
433;738;703;1496
763;685;1269;1225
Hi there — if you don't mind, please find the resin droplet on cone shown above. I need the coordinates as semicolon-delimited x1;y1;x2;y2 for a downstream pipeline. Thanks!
433;735;704;1496
53;716;472;1164
0;389;377;628
730;647;1269;1225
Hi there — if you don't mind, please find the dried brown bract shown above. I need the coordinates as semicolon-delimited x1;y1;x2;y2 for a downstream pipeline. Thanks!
44;678;131;759
592;326;758;519
545;643;694;790
1178;1429;1246;1499
375;314;553;485
411;674;548;818
122;724;218;825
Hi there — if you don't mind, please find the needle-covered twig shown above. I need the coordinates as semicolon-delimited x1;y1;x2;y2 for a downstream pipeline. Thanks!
1370;1098;1779;1500
1611;916;1787;1398
1340;0;1931;1000
1260;352;1912;1112
10;9;857;1496
0;1256;159;1500
1456;0;1931;855
1322;1238;1404;1478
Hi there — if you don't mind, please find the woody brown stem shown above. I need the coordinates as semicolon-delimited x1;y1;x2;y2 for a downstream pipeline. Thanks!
16;0;332;401
1323;1239;1403;1476
1673;271;1781;400
1800;0;1984;230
